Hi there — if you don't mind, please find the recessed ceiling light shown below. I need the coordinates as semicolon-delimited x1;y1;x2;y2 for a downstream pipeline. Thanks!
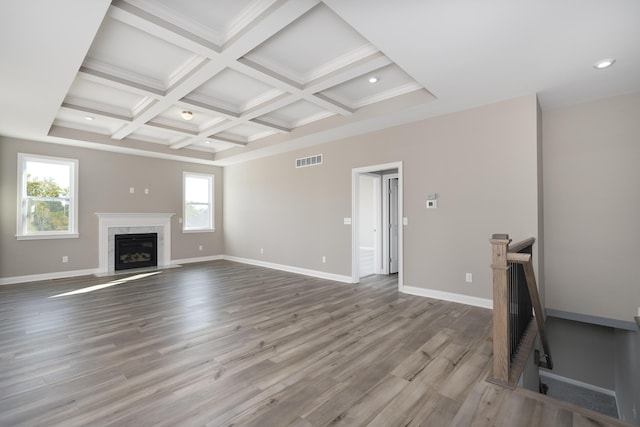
593;58;616;69
85;116;94;121
181;110;194;121
205;140;211;144
368;76;379;84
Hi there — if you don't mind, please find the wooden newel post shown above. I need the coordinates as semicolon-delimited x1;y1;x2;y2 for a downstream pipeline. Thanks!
490;233;511;384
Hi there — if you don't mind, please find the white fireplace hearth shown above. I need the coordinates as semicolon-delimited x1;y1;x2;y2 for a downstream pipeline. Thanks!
96;213;174;274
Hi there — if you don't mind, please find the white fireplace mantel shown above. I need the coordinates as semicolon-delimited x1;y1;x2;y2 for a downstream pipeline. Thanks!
96;213;174;274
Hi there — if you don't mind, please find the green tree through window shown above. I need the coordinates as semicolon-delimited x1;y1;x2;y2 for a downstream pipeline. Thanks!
26;174;70;232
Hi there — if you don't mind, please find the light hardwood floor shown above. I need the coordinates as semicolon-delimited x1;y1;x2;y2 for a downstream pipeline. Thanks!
0;261;630;426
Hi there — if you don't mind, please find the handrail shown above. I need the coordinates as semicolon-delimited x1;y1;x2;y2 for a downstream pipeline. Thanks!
489;234;552;389
508;237;536;254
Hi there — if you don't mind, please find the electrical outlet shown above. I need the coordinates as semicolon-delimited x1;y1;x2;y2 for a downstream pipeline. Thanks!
198;245;203;251
322;256;326;263
62;256;68;263
465;273;472;283
260;248;264;254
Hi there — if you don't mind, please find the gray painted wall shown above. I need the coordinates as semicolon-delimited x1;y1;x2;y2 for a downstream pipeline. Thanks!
0;137;223;279
223;95;541;300
542;92;640;324
544;316;615;390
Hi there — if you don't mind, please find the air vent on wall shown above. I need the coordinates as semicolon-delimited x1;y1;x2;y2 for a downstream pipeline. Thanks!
295;154;323;168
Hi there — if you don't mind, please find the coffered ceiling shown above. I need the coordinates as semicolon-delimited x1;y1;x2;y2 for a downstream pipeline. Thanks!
1;0;639;165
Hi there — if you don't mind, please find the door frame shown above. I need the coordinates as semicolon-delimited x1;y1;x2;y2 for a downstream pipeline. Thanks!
351;161;403;291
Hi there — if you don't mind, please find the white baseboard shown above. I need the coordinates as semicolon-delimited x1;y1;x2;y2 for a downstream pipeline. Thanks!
223;255;354;284
0;268;99;286
171;255;224;265
402;285;493;309
0;255;353;286
539;369;617;398
0;256;223;285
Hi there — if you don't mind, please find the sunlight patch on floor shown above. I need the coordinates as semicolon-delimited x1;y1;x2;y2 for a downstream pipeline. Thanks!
49;271;162;298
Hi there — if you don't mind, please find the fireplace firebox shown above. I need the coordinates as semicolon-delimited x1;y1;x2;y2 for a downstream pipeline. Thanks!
114;233;157;271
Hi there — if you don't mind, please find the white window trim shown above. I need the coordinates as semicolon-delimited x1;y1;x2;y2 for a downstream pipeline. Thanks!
182;171;215;233
16;153;79;240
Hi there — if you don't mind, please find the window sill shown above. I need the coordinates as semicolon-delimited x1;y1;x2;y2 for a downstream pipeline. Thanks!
182;228;216;234
16;233;80;241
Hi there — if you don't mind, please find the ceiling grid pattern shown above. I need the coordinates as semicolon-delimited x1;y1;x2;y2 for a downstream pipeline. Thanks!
53;0;429;154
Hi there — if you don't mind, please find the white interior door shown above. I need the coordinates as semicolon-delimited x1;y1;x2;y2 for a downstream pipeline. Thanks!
358;174;380;278
388;177;399;274
382;173;399;275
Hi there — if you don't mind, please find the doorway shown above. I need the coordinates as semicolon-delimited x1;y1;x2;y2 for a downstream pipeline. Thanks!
352;162;403;291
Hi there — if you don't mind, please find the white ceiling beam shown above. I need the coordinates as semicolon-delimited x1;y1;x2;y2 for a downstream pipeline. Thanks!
143;122;198;136
78;66;164;98
60;102;131;122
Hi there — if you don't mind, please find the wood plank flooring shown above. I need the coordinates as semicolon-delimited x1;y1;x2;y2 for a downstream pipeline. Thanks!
0;260;630;426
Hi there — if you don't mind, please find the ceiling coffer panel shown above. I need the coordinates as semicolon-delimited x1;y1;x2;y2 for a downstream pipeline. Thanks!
242;3;377;85
85;15;204;91
258;100;334;129
64;77;151;119
213;122;277;143
319;64;432;110
125;0;278;46
184;68;284;114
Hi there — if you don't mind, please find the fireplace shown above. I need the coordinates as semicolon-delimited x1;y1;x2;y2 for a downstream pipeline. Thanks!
114;233;158;271
96;213;174;274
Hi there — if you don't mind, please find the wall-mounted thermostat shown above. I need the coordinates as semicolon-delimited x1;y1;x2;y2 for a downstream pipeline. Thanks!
427;200;437;209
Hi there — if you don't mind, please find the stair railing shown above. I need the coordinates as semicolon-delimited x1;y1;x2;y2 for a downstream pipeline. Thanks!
489;234;553;389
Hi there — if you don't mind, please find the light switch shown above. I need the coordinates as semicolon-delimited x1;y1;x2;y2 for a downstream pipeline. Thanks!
344;218;352;225
402;217;408;226
129;187;135;194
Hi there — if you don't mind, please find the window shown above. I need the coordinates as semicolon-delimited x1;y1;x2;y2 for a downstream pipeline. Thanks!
17;153;79;239
183;172;214;232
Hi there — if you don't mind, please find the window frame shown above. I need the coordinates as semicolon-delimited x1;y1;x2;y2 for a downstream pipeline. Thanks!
16;153;79;240
182;171;215;233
